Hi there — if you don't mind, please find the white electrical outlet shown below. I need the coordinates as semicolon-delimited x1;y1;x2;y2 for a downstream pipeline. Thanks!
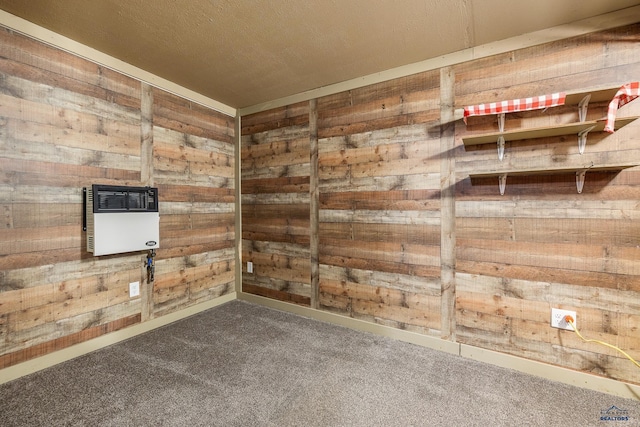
129;281;140;298
247;261;253;274
551;308;576;330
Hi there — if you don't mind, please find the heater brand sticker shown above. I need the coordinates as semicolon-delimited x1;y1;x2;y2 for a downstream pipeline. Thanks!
146;241;157;246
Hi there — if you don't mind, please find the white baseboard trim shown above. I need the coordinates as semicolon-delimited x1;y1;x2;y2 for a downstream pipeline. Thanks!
239;292;640;401
0;292;236;385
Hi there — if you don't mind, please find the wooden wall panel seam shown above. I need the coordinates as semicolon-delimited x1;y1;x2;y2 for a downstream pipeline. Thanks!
309;99;320;309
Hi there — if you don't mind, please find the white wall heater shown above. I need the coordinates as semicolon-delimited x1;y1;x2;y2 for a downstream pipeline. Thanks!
84;184;160;256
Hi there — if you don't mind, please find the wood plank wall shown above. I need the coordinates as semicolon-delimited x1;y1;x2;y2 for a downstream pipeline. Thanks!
241;23;640;384
316;73;443;334
454;24;640;384
151;89;235;316
241;102;311;305
0;27;235;369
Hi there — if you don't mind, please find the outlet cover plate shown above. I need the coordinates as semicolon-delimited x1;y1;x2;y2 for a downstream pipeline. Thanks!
129;281;140;298
247;261;253;274
551;308;576;330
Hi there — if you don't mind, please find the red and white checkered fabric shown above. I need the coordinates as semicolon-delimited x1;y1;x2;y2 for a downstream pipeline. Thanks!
463;92;566;124
604;82;640;133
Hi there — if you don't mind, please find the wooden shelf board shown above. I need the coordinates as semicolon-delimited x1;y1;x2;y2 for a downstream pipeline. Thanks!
462;116;638;147
461;86;621;123
564;87;619;105
469;164;636;179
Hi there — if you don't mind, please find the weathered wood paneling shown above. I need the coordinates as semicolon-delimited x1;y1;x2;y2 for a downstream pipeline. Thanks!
241;102;311;304
440;66;456;341
0;27;235;368
151;88;235;317
454;24;640;384
0;25;143;368
317;71;443;334
240;24;640;386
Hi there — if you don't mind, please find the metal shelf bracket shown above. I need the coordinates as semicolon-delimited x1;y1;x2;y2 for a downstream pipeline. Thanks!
576;163;594;194
577;124;596;154
498;173;507;195
578;94;591;122
497;113;506;160
576;170;586;193
498;113;505;133
497;135;505;161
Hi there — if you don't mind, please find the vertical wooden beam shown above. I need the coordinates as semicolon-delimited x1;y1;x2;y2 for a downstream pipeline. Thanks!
234;114;243;295
140;82;154;322
140;83;154;186
440;67;456;341
309;98;320;309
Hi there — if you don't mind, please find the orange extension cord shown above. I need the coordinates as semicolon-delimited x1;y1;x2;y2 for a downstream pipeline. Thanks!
565;315;640;369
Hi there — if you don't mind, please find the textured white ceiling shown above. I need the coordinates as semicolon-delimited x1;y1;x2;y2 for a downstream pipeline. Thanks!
0;0;638;109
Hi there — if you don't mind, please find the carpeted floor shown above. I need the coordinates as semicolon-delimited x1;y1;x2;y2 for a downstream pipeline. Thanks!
1;300;639;426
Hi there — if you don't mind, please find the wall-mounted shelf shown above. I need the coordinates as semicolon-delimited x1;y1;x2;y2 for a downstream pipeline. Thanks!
462;87;634;160
564;87;620;122
462;84;639;195
462;116;637;153
469;163;636;195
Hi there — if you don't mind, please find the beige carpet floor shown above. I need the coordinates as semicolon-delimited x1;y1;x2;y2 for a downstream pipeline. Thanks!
1;300;639;426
